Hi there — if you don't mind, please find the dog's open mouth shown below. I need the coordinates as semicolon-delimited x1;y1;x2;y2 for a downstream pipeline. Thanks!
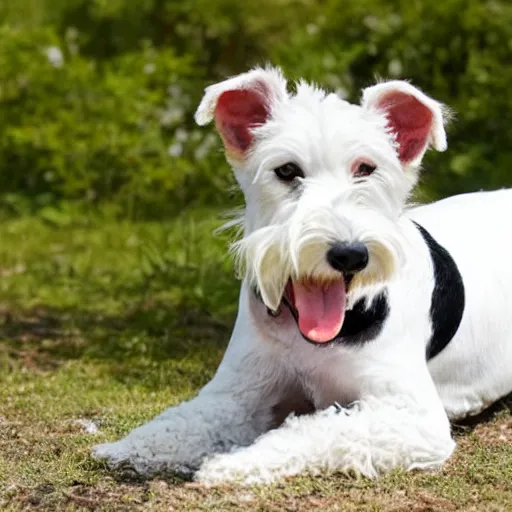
281;276;351;344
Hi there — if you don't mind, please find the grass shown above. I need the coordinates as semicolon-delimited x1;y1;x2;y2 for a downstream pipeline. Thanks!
0;209;511;511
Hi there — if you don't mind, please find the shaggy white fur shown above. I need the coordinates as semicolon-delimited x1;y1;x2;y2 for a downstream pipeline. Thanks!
93;67;512;485
196;397;454;485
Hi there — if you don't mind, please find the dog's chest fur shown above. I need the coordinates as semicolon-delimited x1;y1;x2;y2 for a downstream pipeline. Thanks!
249;205;493;415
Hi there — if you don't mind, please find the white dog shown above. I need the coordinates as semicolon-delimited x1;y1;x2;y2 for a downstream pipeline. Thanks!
93;67;512;485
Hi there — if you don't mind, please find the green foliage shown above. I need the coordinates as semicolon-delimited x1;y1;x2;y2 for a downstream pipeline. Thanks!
0;0;511;217
0;24;230;217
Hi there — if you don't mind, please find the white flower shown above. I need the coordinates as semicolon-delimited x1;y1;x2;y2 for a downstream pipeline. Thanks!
168;142;183;157
144;63;156;74
194;133;218;160
175;127;188;142
194;144;209;161
45;46;64;68
160;106;185;127
363;15;380;31
388;59;403;77
306;24;319;36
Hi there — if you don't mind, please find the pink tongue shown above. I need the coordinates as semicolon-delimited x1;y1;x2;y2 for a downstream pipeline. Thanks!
292;279;346;343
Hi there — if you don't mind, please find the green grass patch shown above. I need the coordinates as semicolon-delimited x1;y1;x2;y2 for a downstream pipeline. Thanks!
0;210;511;511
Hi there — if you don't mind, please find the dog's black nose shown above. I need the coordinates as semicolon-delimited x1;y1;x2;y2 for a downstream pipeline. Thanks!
326;242;369;274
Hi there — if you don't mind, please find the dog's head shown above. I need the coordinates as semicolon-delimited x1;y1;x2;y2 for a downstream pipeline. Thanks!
195;66;448;344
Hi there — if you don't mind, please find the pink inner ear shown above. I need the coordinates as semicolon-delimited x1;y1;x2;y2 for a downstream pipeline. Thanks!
215;87;269;154
379;92;433;164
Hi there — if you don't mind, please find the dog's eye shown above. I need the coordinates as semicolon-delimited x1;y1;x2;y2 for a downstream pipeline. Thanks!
274;163;304;182
352;161;377;179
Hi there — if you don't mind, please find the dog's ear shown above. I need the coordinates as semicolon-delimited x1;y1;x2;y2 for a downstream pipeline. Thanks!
195;67;288;159
361;81;448;167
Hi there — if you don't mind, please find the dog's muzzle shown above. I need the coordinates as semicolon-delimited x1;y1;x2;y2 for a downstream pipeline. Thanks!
257;241;370;345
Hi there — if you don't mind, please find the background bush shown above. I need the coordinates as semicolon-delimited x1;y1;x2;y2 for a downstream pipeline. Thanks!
1;0;511;217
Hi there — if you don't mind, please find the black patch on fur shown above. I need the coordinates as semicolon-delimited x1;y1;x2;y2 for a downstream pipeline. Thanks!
335;291;389;345
414;222;465;360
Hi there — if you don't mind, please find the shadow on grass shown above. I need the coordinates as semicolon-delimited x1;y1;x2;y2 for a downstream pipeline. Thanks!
452;392;512;434
3;301;512;424
0;299;234;382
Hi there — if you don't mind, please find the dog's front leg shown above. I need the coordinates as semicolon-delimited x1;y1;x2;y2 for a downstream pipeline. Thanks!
196;364;455;485
93;290;287;476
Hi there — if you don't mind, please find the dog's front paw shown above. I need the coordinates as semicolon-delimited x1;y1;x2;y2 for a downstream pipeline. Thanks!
93;439;197;478
92;440;127;466
92;439;154;475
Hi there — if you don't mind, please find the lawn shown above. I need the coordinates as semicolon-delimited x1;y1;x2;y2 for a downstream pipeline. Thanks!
0;210;511;511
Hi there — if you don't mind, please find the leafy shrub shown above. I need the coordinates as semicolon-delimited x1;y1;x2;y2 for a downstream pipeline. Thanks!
0;0;511;217
0;25;232;217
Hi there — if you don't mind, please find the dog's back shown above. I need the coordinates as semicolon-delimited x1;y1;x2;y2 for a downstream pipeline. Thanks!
409;189;512;418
